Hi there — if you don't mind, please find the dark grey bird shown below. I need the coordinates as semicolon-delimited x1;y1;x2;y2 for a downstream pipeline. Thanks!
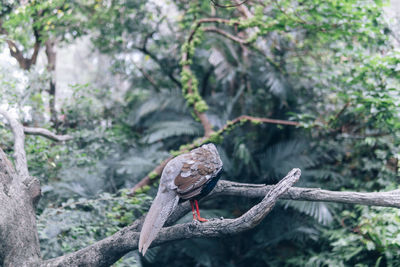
138;143;223;255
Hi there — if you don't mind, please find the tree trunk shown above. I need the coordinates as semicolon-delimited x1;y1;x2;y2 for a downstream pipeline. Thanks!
0;149;41;267
45;39;58;129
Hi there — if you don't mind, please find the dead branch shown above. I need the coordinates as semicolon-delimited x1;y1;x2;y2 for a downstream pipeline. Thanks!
23;127;73;142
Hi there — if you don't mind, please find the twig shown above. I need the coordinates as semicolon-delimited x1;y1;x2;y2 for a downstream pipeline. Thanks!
203;27;250;44
23;127;73;142
210;0;250;8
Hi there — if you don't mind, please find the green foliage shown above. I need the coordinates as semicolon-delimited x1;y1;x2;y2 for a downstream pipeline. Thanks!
295;206;400;266
38;190;152;266
0;0;399;266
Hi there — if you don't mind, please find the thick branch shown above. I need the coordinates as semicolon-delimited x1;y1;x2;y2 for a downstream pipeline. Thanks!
43;166;400;267
212;180;400;208
0;20;41;71
23;127;73;142
43;169;301;267
0;110;28;178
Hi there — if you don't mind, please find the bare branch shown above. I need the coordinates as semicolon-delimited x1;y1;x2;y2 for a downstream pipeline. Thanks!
23;127;73;142
131;61;161;92
212;180;400;208
0;109;29;178
203;26;250;45
42;169;301;267
211;0;251;8
0;20;41;71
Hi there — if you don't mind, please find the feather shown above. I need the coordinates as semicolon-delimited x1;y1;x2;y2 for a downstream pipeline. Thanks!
138;187;179;255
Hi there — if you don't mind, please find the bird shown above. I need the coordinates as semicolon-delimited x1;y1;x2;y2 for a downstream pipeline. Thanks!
138;143;223;255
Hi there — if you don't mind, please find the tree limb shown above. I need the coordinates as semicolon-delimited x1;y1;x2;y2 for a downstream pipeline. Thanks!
212;180;400;208
131;115;298;193
211;0;251;8
167;178;400;225
23;127;73;142
0;109;28;178
42;168;301;267
41;166;400;267
203;26;250;45
0;20;41;71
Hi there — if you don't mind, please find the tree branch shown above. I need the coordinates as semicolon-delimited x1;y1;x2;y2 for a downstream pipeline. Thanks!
212;180;400;208
211;0;251;8
0;20;41;71
131;156;174;193
23;127;73;142
181;18;242;138
42;168;301;267
131;115;298;193
203;26;250;45
0;109;29;178
167;178;400;225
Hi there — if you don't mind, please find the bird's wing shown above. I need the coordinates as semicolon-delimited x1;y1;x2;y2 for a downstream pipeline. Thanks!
174;146;221;200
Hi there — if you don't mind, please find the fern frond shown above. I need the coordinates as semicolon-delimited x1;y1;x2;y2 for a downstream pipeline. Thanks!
282;200;333;225
142;120;202;144
259;140;317;179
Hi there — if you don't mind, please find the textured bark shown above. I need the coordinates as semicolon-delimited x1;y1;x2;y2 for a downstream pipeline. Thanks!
212;180;400;208
0;154;41;267
0;146;41;266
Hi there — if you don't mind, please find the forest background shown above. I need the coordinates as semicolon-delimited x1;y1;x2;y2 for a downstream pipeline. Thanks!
0;0;400;266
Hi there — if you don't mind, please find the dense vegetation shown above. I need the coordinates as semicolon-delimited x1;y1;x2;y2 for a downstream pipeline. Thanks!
0;0;399;266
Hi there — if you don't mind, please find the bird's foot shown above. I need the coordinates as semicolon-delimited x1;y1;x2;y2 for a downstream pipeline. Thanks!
196;217;208;222
191;217;208;222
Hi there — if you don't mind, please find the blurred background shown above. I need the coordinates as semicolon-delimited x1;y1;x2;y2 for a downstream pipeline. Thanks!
0;0;399;266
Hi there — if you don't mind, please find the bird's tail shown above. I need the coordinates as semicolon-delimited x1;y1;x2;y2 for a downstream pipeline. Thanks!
138;190;179;255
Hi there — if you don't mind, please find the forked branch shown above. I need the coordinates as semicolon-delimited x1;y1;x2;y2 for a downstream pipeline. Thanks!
42;169;301;267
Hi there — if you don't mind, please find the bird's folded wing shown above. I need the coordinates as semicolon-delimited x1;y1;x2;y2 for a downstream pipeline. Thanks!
174;147;220;199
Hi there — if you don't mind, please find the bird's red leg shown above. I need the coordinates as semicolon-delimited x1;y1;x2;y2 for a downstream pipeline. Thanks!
190;200;197;220
194;200;208;222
